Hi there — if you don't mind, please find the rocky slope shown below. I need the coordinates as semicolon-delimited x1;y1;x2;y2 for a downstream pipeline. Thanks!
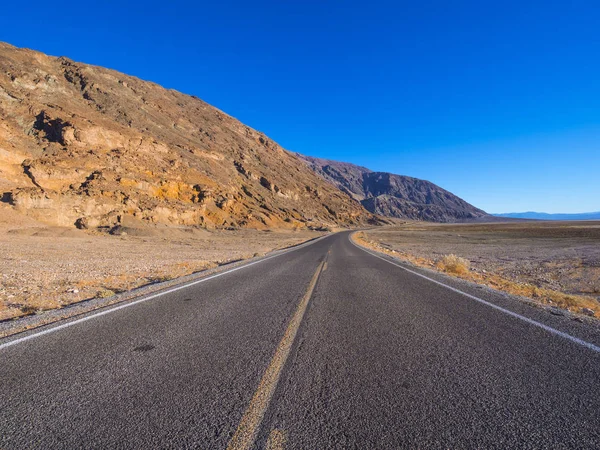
0;42;376;231
301;156;489;222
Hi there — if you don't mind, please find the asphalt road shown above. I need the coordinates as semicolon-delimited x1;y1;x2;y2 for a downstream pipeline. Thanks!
1;231;599;449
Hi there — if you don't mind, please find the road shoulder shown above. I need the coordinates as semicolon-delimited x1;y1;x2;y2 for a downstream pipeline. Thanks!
350;231;600;350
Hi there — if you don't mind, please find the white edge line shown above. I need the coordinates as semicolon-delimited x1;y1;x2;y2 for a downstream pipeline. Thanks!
350;233;600;354
0;234;330;351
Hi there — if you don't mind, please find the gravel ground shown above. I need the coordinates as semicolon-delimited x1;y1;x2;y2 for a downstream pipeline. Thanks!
365;221;600;302
0;222;324;321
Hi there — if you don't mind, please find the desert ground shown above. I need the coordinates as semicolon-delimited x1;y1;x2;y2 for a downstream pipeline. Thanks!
0;204;325;322
360;221;600;317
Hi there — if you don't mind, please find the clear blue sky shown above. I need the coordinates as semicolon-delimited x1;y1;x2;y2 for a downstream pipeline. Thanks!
2;1;599;213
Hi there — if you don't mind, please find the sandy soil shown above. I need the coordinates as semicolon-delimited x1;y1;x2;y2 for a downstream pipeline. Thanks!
0;205;325;321
363;221;600;314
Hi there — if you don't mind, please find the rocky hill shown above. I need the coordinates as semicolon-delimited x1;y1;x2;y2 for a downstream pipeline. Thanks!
0;42;377;232
300;156;489;222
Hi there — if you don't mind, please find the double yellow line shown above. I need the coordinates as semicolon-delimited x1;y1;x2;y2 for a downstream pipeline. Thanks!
226;258;327;450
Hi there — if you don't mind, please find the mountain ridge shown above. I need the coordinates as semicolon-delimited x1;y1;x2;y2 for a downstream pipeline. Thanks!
0;42;489;229
0;42;379;231
300;155;489;222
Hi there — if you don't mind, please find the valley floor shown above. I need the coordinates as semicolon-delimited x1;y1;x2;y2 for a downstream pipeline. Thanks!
0;205;324;322
360;221;600;318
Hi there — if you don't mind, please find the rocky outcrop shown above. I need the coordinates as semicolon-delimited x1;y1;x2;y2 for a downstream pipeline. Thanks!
0;42;377;230
301;155;489;222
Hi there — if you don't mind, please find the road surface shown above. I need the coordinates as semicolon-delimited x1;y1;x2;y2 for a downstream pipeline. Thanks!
1;231;599;449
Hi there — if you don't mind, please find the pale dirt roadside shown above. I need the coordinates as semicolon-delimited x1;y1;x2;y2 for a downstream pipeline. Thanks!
0;206;326;322
357;221;600;318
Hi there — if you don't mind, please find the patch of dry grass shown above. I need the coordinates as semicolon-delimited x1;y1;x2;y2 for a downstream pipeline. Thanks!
96;288;116;299
437;254;470;275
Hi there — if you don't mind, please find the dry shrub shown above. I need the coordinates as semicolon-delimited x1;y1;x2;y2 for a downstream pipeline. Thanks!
96;288;116;298
437;254;470;275
19;305;38;315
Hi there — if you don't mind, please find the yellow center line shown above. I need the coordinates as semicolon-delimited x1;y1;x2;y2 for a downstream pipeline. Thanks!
226;259;326;450
265;429;287;450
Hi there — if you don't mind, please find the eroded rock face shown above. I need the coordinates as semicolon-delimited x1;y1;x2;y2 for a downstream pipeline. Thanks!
0;42;375;230
300;155;489;223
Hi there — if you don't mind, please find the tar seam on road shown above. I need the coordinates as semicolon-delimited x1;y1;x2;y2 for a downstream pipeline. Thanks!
350;234;600;354
0;234;330;351
226;259;326;450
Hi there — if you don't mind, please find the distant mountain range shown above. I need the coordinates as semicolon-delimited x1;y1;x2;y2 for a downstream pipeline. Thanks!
494;212;600;221
300;156;489;222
